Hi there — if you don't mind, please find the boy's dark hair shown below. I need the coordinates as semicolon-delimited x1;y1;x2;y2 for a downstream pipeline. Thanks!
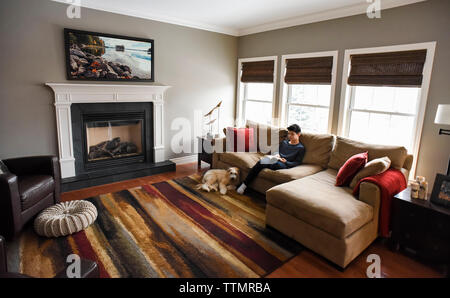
287;124;301;134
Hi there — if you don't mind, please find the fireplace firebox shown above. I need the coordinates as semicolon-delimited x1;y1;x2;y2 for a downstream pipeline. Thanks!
71;102;154;175
86;118;143;163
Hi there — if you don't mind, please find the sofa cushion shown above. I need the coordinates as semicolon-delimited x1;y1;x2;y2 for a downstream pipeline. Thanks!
266;169;373;239
299;133;334;168
335;152;368;186
350;156;391;189
328;136;407;170
218;152;263;169
258;164;323;184
18;175;55;210
246;120;288;154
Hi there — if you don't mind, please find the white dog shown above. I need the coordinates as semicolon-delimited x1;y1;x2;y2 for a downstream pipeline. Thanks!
195;167;240;195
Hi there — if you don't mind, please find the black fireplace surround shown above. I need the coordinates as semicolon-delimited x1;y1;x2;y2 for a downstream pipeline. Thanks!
72;102;153;173
61;102;174;192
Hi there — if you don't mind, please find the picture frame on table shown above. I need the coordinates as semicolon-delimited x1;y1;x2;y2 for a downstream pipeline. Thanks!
430;173;450;209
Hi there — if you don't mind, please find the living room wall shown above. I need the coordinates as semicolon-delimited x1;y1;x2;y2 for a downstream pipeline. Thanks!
0;0;237;161
1;0;448;188
237;0;450;186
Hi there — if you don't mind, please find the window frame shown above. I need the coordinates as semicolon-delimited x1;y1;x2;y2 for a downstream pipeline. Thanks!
337;42;437;177
236;56;278;127
278;51;338;133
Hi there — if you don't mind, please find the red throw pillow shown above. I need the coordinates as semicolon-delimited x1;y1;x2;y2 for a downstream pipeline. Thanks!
335;152;368;186
226;127;256;152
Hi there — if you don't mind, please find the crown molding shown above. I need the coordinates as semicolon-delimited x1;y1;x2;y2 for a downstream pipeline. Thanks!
51;0;239;36
238;0;426;36
52;0;425;37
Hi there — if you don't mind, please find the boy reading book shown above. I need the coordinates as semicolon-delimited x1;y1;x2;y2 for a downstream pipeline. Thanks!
236;124;305;194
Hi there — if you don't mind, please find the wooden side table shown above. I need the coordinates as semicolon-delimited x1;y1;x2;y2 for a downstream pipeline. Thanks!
391;187;450;276
197;137;213;168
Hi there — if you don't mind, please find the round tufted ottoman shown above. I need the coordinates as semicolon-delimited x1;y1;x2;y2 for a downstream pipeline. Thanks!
34;200;97;237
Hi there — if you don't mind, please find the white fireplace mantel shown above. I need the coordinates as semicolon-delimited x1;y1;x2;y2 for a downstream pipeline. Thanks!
46;83;171;178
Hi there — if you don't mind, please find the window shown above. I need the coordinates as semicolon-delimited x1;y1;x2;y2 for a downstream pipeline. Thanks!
237;57;277;126
243;82;273;125
280;52;337;133
346;86;420;151
338;42;437;177
286;84;332;133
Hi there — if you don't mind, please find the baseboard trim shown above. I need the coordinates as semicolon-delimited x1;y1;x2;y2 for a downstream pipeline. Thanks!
169;154;197;165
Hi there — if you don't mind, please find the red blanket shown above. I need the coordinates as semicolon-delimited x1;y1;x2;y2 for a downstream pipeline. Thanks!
353;169;406;237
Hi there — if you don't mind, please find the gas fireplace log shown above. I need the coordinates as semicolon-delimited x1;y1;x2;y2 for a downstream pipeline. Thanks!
88;138;139;160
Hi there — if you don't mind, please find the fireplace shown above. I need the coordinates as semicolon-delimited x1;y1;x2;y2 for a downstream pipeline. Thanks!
71;102;154;175
46;83;175;192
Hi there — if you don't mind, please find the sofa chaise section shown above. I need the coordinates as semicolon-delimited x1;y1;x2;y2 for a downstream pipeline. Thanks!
266;137;412;268
266;169;379;268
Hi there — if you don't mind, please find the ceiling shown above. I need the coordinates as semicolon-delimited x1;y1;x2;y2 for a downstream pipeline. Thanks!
52;0;425;36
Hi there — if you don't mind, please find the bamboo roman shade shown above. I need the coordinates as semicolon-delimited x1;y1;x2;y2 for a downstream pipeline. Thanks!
240;60;274;83
348;49;427;87
284;56;333;84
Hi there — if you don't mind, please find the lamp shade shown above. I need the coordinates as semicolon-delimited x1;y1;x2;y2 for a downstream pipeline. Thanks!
434;104;450;125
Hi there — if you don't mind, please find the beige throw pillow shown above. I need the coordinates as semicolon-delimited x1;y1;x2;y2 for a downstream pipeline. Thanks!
350;156;391;189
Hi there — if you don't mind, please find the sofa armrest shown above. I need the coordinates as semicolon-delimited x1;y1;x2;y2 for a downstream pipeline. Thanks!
358;181;381;209
403;154;413;172
358;181;381;230
0;173;22;239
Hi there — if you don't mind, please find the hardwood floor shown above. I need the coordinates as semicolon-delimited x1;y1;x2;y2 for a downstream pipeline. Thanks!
61;162;444;278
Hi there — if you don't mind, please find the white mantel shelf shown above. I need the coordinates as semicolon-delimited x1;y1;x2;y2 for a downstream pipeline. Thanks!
46;83;171;178
46;83;171;104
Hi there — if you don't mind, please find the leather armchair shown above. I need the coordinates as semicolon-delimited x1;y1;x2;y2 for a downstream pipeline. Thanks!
0;156;61;239
0;235;99;278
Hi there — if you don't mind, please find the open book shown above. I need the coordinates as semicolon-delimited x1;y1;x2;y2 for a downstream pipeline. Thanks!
260;153;280;165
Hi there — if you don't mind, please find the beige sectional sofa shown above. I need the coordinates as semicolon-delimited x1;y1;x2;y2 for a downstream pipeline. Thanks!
212;121;412;268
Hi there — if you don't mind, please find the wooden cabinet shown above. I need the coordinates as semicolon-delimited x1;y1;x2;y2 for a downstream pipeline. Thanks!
391;187;450;276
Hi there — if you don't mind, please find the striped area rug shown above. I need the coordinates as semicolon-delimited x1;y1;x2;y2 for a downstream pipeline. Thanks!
7;174;302;278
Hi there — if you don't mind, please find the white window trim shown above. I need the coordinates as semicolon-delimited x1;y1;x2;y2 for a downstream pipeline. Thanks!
236;56;277;127
337;42;437;178
278;51;338;133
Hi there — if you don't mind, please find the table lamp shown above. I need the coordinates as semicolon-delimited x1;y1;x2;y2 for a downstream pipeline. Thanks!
434;104;450;175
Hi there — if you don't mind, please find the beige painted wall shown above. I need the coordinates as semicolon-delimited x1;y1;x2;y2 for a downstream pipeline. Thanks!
0;0;237;161
238;0;450;186
0;0;448;187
